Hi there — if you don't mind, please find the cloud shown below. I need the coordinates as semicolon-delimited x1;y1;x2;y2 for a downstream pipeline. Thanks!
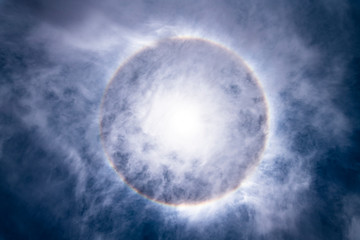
0;0;359;239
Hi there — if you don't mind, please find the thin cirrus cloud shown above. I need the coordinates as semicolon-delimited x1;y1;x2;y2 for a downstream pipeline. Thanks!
0;0;359;239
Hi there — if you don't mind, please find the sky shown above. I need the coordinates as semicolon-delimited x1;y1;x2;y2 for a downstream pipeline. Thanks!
0;0;360;239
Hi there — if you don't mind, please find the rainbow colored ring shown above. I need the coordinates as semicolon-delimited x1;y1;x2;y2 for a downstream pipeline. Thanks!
99;37;270;207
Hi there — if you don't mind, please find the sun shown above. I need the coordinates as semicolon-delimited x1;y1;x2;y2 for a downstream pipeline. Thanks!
137;81;223;161
142;93;204;152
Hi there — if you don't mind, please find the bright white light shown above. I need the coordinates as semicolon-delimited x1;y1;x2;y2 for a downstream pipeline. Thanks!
138;82;225;161
165;101;202;140
144;95;204;147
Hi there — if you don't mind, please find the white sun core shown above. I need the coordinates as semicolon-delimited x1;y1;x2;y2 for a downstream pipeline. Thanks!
138;84;225;160
165;100;203;141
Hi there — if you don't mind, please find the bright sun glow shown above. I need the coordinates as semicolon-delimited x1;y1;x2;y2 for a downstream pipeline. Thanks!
140;87;221;160
162;99;203;141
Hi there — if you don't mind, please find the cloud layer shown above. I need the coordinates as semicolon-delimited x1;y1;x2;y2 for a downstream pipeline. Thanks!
0;0;359;239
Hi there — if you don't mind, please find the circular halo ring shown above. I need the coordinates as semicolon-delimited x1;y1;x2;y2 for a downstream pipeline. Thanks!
99;37;270;207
